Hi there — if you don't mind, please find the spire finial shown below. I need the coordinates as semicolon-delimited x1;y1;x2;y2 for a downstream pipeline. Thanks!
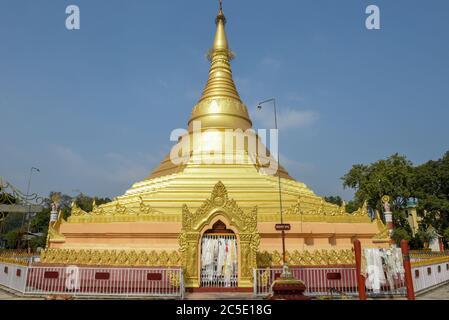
216;0;226;25
199;0;237;101
187;0;252;131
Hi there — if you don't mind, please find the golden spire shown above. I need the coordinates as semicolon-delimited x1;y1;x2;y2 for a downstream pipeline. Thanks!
188;2;252;130
199;3;239;102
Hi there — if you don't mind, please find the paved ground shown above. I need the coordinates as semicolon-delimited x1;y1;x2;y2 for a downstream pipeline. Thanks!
417;283;449;300
0;287;32;300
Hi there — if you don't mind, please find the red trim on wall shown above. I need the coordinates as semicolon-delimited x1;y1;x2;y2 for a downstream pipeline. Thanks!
147;273;162;281
95;272;110;280
44;271;59;279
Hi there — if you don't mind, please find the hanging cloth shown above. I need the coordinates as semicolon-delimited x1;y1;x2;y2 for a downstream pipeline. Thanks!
217;239;226;276
230;239;237;274
223;239;232;287
364;248;386;293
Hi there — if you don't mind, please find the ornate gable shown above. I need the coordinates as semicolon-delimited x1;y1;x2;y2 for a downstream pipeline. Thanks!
181;181;257;233
179;181;259;288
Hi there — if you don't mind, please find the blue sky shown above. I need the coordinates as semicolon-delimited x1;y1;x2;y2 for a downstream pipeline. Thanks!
1;0;448;200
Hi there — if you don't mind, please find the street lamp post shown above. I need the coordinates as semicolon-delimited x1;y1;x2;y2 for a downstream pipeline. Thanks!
257;98;287;269
257;99;309;300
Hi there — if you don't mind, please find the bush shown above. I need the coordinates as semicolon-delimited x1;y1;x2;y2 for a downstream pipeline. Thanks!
4;229;21;249
443;227;449;245
409;236;425;250
391;228;411;246
29;236;46;251
415;229;437;246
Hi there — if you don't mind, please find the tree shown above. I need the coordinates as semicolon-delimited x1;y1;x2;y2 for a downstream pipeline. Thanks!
74;193;111;213
1;190;112;251
324;196;343;206
0;186;17;239
342;153;414;228
4;229;21;249
391;227;411;246
344;200;360;214
342;150;449;248
412;151;449;236
443;227;449;245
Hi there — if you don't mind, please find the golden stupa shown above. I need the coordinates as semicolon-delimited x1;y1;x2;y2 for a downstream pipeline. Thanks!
45;5;389;289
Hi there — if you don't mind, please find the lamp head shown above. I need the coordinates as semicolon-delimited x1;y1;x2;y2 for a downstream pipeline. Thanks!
257;105;262;110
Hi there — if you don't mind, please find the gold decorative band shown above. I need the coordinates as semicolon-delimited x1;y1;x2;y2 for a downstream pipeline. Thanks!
40;248;182;267
257;249;356;267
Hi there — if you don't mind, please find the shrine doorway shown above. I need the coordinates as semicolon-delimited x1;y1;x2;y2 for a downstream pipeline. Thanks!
200;220;238;288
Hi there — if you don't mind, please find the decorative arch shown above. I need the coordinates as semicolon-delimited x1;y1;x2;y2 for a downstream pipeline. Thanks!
178;181;259;288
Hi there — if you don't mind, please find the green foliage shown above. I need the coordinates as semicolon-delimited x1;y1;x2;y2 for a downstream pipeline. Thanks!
29;235;46;251
4;229;21;248
342;153;414;215
408;236;424;250
391;226;434;250
342;151;449;246
415;229;437;246
30;209;50;234
412;151;449;232
391;227;411;246
443;227;449;245
1;212;24;232
74;193;111;212
324;196;343;206
345;200;360;214
1;191;112;251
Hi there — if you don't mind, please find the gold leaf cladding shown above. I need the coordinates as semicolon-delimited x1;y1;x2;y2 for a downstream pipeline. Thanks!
115;201;127;215
148;250;159;265
159;251;169;266
282;195;370;221
181;181;258;234
256;249;355;267
168;251;181;266
256;268;270;287
67;196;163;223
70;201;87;216
139;196;157;215
47;209;66;247
373;210;390;240
39;249;182;267
92;200;105;215
168;270;181;287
